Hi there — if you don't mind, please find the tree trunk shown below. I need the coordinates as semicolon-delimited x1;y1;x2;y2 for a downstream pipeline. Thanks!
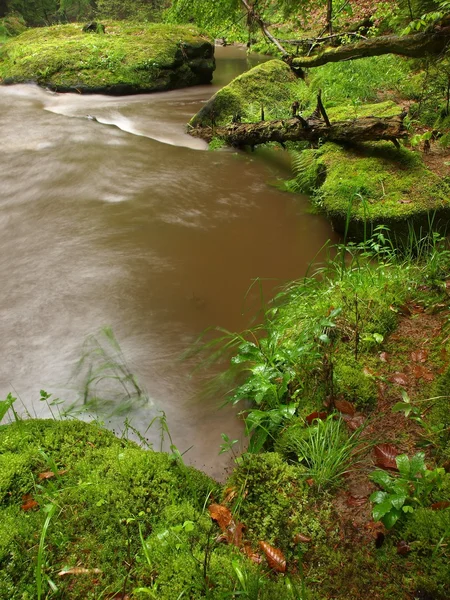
289;23;450;69
188;114;407;148
326;0;333;36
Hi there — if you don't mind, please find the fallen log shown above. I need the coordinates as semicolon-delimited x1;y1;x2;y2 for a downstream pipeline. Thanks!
188;114;407;148
288;22;450;69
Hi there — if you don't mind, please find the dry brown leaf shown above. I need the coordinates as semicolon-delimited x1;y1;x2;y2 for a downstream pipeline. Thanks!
396;541;411;555
259;541;286;573
38;469;68;480
208;504;233;531
305;478;314;487
374;444;399;470
58;567;102;577
227;521;244;547
293;533;312;544
379;351;390;363
243;543;262;564
413;364;434;381
334;399;356;416
410;349;428;363
346;495;367;507
388;372;408;386
431;501;450;510
223;486;237;505
342;414;366;431
21;494;39;511
305;411;328;424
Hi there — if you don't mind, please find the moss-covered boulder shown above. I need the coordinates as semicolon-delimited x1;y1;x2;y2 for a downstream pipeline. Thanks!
293;141;450;239
0;21;215;94
190;58;305;127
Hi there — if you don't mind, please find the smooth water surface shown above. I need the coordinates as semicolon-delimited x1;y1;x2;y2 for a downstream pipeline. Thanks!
0;47;337;477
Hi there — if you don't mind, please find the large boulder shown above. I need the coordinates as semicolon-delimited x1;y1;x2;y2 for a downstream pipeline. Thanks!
189;59;306;127
0;21;215;94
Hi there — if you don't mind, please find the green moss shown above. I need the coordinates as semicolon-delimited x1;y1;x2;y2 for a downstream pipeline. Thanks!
327;100;400;121
0;22;215;93
190;59;307;127
334;356;377;409
306;141;450;236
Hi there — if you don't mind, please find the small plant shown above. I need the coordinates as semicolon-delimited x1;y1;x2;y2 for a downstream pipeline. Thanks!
370;452;447;528
290;416;365;490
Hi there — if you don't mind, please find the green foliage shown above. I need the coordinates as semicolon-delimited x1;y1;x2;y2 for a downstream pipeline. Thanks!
281;416;365;490
97;0;165;22
370;452;448;528
284;149;325;195
0;21;214;92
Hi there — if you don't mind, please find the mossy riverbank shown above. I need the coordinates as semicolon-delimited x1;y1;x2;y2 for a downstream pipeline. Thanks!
0;22;215;94
2;237;450;599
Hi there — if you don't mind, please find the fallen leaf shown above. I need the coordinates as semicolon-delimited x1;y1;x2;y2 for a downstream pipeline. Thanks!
397;540;411;555
413;364;434;381
334;399;356;416
38;469;68;480
58;567;102;577
305;478;314;487
346;495;366;507
431;501;450;510
305;411;328;424
399;200;412;204
379;351;390;363
388;372;408;386
411;349;428;363
227;521;245;547
374;444;399;470
223;486;237;504
243;543;262;564
342;414;366;431
208;504;233;531
259;541;286;572
293;533;312;544
21;495;39;511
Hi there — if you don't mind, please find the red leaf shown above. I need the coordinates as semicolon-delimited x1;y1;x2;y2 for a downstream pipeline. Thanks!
259;541;286;572
410;349;428;363
388;372;408;386
305;411;328;424
431;501;450;510
374;444;399;470
334;399;356;416
208;504;233;531
21;494;39;511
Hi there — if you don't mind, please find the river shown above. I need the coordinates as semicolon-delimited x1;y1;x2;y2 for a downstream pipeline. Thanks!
0;46;337;477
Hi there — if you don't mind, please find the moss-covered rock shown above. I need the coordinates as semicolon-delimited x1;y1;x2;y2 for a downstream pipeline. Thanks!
298;141;450;239
0;21;215;94
189;59;306;127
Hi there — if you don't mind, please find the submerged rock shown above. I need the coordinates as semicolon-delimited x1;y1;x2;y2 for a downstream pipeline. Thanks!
0;21;215;94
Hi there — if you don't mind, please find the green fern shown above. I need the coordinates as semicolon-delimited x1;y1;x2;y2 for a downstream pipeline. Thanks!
285;149;324;195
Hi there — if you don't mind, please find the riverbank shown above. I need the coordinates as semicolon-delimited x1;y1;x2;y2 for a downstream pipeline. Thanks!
1;235;449;599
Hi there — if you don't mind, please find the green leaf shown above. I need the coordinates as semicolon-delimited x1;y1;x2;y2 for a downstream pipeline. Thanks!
370;469;393;490
370;491;388;504
373;500;393;521
382;507;402;529
409;452;426;477
183;521;194;533
389;493;407;510
373;333;384;344
396;454;411;478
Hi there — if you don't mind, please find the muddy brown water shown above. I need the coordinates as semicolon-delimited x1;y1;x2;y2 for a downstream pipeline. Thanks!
0;47;337;477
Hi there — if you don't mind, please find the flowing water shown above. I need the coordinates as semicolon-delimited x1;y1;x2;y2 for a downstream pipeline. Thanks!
0;46;337;477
